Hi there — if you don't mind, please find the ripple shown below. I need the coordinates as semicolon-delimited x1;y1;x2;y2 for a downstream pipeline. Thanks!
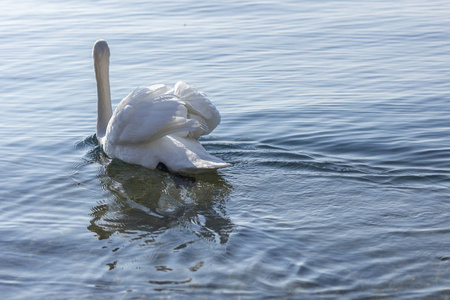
148;278;192;285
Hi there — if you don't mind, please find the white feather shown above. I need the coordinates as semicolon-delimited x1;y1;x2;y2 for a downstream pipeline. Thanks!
174;81;221;139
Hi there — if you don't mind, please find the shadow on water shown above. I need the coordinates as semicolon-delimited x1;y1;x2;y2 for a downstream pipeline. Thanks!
74;135;234;244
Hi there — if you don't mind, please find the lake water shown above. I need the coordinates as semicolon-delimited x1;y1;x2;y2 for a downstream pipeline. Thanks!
1;0;450;298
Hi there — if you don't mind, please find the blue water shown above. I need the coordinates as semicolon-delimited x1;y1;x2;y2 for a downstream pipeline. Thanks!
1;0;450;298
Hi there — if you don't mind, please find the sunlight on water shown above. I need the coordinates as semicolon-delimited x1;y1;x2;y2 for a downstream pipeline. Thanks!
1;0;450;298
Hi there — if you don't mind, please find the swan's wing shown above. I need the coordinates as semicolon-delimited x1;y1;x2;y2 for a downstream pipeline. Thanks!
115;84;171;112
174;81;221;139
106;85;201;145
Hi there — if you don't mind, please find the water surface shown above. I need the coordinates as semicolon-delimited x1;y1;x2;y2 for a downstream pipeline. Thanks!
1;0;450;298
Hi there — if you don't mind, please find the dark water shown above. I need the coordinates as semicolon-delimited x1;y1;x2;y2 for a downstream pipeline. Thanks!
1;0;450;298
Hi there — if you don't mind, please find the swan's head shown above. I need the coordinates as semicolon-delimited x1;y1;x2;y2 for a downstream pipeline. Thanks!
93;39;110;64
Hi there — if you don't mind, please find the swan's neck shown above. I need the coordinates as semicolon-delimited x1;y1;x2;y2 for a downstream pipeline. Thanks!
93;40;112;142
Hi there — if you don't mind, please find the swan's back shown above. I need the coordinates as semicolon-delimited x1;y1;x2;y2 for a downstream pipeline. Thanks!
102;82;229;173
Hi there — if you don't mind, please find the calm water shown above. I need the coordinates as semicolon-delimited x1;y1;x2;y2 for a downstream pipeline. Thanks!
1;0;450;298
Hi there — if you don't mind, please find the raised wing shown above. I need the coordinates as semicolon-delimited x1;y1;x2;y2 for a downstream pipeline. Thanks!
174;81;221;139
106;85;201;145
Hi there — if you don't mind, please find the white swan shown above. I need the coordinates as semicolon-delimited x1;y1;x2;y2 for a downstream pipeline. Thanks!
93;40;229;173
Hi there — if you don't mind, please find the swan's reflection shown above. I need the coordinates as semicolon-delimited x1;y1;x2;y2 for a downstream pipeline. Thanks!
87;146;233;245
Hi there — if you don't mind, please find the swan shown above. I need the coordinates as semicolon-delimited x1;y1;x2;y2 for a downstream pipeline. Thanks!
93;39;229;173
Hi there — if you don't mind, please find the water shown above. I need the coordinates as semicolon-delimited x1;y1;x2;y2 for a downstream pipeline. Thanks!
1;0;450;298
